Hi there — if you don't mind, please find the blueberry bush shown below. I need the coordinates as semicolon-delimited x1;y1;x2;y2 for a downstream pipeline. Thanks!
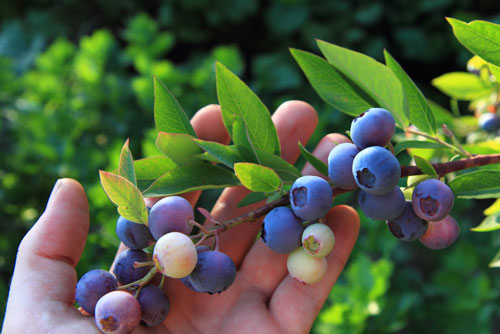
3;2;500;332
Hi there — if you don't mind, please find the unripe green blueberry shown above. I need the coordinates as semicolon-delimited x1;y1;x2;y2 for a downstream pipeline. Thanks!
302;223;335;258
153;232;197;278
287;247;327;284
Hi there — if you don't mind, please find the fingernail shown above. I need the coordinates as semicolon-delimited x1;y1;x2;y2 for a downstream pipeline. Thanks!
47;179;63;208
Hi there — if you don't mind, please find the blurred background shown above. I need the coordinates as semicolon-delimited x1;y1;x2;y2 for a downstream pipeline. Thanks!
1;0;500;332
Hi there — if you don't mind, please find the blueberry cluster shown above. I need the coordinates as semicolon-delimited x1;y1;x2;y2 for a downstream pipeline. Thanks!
261;175;336;284
75;196;237;333
328;108;460;248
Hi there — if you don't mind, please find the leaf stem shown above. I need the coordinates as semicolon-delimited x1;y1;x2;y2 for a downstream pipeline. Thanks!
406;128;468;157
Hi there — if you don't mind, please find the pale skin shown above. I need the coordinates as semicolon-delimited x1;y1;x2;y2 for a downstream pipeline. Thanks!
3;101;360;334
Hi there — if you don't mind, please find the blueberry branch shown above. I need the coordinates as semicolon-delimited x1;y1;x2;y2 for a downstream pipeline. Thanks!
198;153;500;237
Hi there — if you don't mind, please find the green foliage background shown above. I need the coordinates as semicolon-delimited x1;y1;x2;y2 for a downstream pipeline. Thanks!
1;1;500;332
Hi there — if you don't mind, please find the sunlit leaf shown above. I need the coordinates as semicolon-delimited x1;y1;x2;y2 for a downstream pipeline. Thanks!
118;139;137;186
234;162;281;192
449;171;500;199
99;171;148;225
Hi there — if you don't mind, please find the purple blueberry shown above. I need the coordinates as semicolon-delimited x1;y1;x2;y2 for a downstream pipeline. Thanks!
181;246;211;291
327;143;360;190
113;249;152;285
137;285;170;327
419;215;460;249
75;269;117;315
261;207;304;254
352;146;401;195
479;113;500;132
290;175;333;221
116;216;155;250
188;250;236;294
94;291;141;334
386;202;428;241
148;196;194;240
412;179;454;222
358;186;406;220
350;108;396;149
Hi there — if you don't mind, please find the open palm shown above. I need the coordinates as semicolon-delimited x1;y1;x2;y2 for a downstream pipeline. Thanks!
3;101;359;334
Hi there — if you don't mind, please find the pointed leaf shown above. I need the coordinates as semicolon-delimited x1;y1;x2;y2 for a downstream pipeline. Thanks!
489;247;500;267
118;139;137;186
154;76;196;136
216;61;280;155
155;132;202;166
232;116;260;163
194;140;241;168
298;142;328;176
432;72;492;100
471;212;500;232
449;170;500;199
384;50;437;135
134;156;177;191
143;163;239;197
234;162;281;192
394;140;447;155
484;199;500;215
290;48;373;116
447;18;500;68
99;171;148;225
255;149;302;182
317;40;408;128
414;155;437;176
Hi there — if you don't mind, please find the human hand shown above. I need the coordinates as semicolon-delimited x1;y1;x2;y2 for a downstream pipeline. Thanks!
3;101;360;334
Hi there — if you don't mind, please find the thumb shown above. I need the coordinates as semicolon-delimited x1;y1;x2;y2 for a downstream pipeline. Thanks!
5;178;90;312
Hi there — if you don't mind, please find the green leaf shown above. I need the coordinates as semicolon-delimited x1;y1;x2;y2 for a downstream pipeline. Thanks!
489;247;500;267
143;162;240;197
384;50;437;135
234;162;282;192
154;76;196;137
99;171;148;225
449;171;500;199
255;149;302;182
484;199;500;215
290;48;373;116
134;156;177;191
216;61;280;155
447;18;500;68
414;155;437;175
471;212;500;232
298;142;328;176
427;99;455;125
394;140;447;155
155;132;202;165
194;140;241;168
237;192;268;208
488;62;500;81
317;40;408;128
431;72;492;100
118;139;137;186
232;116;260;163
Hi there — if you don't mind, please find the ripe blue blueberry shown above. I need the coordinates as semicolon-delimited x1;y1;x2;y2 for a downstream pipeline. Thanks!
290;175;333;221
261;206;304;254
187;250;237;294
412;179;454;221
350;108;396;149
386;202;428;241
479;112;500;132
75;269;118;315
137;285;170;327
352;146;400;195
113;249;152;285
148;196;194;240
327;143;360;190
116;216;155;250
358;186;406;220
94;290;141;334
419;215;460;250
